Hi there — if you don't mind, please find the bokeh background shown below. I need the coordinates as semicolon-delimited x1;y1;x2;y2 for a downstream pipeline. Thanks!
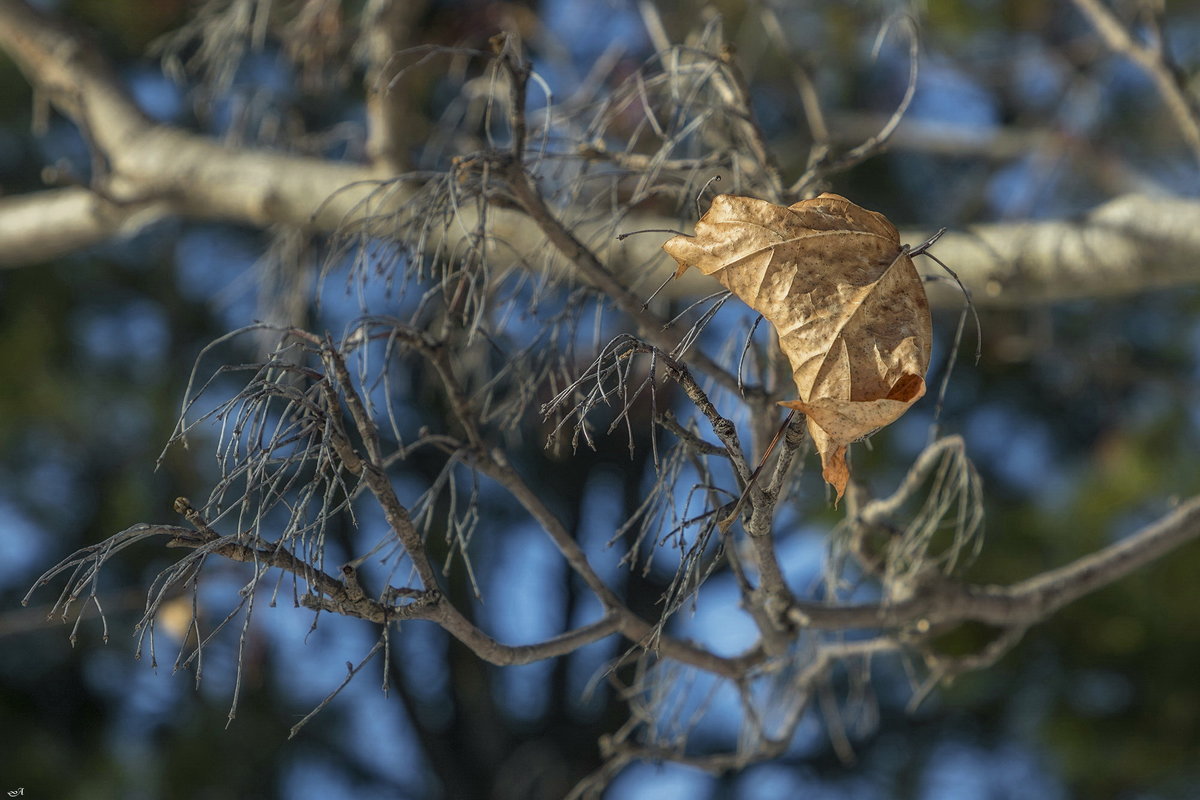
2;0;1200;798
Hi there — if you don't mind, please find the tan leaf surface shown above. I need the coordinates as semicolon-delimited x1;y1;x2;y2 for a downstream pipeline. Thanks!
662;193;932;499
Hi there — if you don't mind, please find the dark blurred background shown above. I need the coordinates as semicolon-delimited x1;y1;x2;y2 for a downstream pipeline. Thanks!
1;0;1199;798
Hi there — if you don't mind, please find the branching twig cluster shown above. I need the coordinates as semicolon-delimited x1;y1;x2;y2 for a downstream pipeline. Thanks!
10;1;1200;795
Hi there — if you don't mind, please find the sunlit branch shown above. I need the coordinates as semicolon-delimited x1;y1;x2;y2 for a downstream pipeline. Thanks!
0;0;1197;309
1069;0;1200;166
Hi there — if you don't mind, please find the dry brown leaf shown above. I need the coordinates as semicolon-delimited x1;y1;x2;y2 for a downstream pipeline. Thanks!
662;193;932;500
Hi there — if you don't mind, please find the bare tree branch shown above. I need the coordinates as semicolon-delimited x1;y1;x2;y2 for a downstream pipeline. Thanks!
1069;0;1200;165
13;0;1200;789
913;193;1200;307
791;14;920;195
0;0;1196;310
787;492;1200;632
0;187;174;264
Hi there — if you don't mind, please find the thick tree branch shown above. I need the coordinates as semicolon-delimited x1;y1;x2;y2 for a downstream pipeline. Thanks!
0;187;173;264
0;0;386;244
911;193;1200;307
0;0;1196;309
